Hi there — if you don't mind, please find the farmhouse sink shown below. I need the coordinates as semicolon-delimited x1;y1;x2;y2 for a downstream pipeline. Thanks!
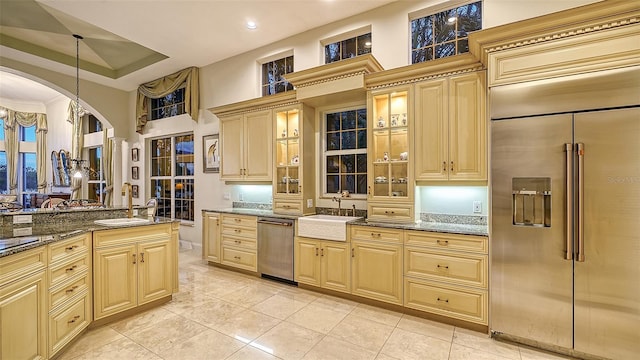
94;218;151;226
297;215;362;241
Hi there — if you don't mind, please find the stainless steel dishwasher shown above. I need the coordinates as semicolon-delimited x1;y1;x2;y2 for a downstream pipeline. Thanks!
257;217;295;283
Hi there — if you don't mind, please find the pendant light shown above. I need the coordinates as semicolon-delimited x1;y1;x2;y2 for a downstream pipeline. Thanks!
71;34;87;179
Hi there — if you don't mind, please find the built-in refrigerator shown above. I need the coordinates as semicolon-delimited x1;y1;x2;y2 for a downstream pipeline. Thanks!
490;67;640;360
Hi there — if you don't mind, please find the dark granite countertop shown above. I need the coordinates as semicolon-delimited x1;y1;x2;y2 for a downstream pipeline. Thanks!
350;219;488;236
0;217;177;258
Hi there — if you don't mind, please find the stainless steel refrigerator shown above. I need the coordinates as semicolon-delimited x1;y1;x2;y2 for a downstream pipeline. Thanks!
490;68;640;360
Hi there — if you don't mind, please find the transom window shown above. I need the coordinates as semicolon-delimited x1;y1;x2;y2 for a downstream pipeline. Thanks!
325;33;372;64
411;1;482;63
87;114;102;133
261;56;294;96
87;147;105;203
149;87;186;120
323;108;367;196
150;134;194;222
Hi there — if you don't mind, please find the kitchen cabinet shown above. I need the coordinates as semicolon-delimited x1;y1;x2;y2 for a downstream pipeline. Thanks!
294;237;350;293
367;85;415;223
273;104;316;215
219;214;257;272
414;71;487;182
350;225;403;305
0;247;47;360
219;110;272;181
93;224;175;320
403;231;488;325
202;211;220;263
47;233;92;358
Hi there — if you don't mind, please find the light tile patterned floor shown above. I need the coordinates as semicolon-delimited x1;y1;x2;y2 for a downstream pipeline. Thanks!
59;249;576;360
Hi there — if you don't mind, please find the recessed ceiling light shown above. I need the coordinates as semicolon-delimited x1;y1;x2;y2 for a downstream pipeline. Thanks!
246;21;257;30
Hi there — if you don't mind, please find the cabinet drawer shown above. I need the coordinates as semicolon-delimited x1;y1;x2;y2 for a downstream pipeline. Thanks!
221;226;257;240
367;204;414;223
48;233;90;264
404;278;487;325
405;247;487;288
48;253;90;288
221;236;256;250
49;272;91;310
405;231;488;254
221;246;257;272
351;225;403;244
48;291;91;357
94;224;171;248
273;199;302;214
220;214;257;229
0;246;47;287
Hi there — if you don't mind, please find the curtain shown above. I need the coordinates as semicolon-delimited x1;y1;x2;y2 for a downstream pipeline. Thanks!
102;130;114;206
68;101;85;199
136;66;199;133
3;109;48;195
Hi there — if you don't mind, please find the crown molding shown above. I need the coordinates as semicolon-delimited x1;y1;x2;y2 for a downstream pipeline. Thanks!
284;54;384;89
208;91;298;118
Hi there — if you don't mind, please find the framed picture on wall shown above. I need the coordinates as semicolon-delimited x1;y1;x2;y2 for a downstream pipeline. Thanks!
132;166;139;180
131;148;139;162
203;134;220;173
131;185;139;198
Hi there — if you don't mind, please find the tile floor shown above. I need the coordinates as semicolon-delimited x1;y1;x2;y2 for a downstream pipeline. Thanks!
59;248;576;360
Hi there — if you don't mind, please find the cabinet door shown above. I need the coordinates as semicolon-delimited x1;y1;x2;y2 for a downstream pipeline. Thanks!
320;241;350;293
138;240;172;305
93;245;137;320
415;78;448;181
0;270;47;360
351;240;403;305
245;110;273;181
448;72;486;181
294;238;320;286
202;212;220;263
220;115;244;180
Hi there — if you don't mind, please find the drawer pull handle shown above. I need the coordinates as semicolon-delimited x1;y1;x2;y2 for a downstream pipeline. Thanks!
315;248;319;256
283;205;290;208
140;253;145;263
65;285;79;294
320;248;324;257
234;229;241;233
65;265;78;272
442;161;447;172
384;211;395;215
351;248;355;258
437;297;449;303
133;254;137;264
234;256;241;260
437;264;449;270
437;240;449;246
450;161;454;172
67;315;81;324
370;232;381;238
234;218;241;222
65;245;79;251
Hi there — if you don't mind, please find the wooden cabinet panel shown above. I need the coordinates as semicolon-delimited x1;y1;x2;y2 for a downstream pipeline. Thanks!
415;78;448;180
245;110;273;181
202;212;220;263
221;246;257;272
366;203;414;223
48;233;91;264
405;247;487;288
48;291;91;356
49;272;90;310
221;214;257;229
93;245;137;320
93;224;171;248
273;199;303;214
0;246;46;286
221;227;257;241
0;270;47;360
351;240;402;305
138;239;172;305
351;225;403;244
295;238;321;287
321;241;351;293
48;252;90;288
220;115;244;180
404;231;488;254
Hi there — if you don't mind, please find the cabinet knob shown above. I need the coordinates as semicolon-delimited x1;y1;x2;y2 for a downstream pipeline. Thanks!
442;161;447;172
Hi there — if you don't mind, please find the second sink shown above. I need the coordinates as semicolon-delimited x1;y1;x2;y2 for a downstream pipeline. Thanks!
297;215;362;241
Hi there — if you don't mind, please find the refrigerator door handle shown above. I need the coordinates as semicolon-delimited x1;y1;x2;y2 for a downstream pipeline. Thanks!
577;143;585;262
565;143;574;260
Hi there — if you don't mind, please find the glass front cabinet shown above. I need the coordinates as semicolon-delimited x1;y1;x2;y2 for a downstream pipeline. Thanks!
367;86;415;223
273;104;316;215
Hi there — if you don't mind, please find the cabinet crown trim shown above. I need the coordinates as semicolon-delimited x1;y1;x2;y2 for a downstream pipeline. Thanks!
209;92;299;117
284;54;384;88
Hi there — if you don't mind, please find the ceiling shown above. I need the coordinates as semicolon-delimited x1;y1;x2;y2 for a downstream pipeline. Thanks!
0;0;396;104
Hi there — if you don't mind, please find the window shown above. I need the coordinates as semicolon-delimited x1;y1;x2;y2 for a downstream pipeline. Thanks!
149;87;186;120
0;118;4;140
19;125;37;207
0;152;6;194
261;56;294;96
149;134;194;222
411;1;482;63
325;33;372;64
323;108;367;196
87;114;102;133
87;147;105;203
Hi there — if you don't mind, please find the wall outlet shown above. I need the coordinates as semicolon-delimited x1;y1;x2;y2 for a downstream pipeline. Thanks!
223;192;230;200
239;193;244;201
307;199;313;208
473;201;482;214
13;214;33;224
133;209;139;216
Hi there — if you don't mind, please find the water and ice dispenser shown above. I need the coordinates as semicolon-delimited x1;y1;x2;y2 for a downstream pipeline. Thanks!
512;178;551;227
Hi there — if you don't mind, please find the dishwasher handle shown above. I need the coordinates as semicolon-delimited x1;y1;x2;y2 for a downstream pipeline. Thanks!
257;219;293;226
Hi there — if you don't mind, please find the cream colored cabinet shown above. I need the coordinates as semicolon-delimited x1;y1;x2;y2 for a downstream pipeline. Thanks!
350;226;403;305
415;71;487;182
294;237;350;293
0;247;48;360
403;231;488;325
220;110;273;181
93;224;175;321
273;104;316;215
202;211;220;263
367;86;415;223
47;233;92;358
219;214;257;272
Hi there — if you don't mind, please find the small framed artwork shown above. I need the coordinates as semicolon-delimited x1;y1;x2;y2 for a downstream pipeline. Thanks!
131;148;139;162
132;166;139;180
203;134;220;173
131;185;139;199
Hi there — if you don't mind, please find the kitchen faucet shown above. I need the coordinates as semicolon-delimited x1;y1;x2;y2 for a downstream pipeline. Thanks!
332;196;342;216
122;182;133;218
